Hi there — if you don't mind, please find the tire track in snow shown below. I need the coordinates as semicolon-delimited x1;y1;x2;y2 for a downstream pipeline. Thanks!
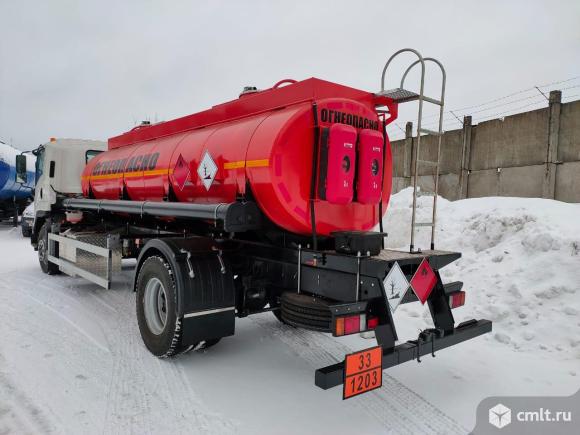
2;259;463;434
0;274;119;432
3;269;237;435
21;292;110;353
100;270;237;434
251;315;467;435
0;370;57;435
99;289;154;435
2;273;113;357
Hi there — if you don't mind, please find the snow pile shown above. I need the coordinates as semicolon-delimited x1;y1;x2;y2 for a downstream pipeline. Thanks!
383;188;580;361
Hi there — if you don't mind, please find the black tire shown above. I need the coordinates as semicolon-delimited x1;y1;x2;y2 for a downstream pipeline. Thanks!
38;223;60;275
280;292;333;332
174;337;222;356
136;255;192;357
21;225;31;237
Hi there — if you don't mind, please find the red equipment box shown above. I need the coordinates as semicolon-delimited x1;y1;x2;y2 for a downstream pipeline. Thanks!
318;124;357;204
356;129;384;204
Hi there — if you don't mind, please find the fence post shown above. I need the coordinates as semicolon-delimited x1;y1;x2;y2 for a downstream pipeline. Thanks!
542;90;561;199
459;116;472;199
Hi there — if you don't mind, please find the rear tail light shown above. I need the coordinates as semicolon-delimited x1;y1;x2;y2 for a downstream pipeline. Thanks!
344;316;360;335
335;317;345;336
334;314;370;336
449;291;466;309
367;316;379;329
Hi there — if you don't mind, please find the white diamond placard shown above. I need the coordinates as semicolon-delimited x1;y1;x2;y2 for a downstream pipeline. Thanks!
383;262;410;312
197;151;218;191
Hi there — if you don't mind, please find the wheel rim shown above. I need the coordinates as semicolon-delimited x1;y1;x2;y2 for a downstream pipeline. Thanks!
143;277;168;335
38;239;46;263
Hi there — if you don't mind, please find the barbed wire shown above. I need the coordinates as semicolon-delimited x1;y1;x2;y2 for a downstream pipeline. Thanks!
559;84;580;92
462;93;546;116
537;75;580;89
473;100;548;123
389;75;580;139
454;85;580;124
562;93;580;101
386;78;580;141
448;75;580;113
417;75;580;122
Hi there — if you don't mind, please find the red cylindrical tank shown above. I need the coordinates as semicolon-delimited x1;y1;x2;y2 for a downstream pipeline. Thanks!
82;78;397;236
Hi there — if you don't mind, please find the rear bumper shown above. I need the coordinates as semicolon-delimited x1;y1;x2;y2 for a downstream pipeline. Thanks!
315;318;492;390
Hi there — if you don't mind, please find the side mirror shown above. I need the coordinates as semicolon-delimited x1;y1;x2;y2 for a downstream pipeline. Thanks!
16;154;27;184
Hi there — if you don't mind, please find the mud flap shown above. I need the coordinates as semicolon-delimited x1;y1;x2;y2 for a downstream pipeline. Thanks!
181;308;235;344
135;237;236;347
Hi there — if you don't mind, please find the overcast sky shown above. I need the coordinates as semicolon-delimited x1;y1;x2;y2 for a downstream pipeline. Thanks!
1;0;579;150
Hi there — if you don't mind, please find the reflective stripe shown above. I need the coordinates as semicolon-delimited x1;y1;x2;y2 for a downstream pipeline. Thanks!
223;159;269;170
183;306;235;318
82;168;174;181
83;158;269;180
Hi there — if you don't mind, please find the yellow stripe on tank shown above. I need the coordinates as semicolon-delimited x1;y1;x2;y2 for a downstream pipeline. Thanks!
83;159;268;181
223;159;269;170
82;168;174;181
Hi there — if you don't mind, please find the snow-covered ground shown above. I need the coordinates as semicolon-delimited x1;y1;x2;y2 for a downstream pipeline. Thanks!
382;189;580;422
0;189;579;434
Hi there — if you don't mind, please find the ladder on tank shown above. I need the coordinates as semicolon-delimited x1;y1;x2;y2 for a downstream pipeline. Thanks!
376;48;446;253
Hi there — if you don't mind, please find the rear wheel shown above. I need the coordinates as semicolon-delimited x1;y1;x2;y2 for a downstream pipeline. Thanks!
136;255;189;357
38;222;60;275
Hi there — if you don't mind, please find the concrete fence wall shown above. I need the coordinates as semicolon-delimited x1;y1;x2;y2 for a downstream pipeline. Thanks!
391;91;580;202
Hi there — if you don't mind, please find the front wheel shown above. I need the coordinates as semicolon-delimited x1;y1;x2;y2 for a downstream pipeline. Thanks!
21;224;31;237
38;223;60;275
136;255;191;357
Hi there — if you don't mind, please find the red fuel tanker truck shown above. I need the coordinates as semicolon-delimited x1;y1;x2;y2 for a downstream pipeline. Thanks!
32;49;491;397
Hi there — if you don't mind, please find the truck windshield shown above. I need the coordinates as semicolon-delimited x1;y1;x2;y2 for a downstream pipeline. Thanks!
35;148;45;180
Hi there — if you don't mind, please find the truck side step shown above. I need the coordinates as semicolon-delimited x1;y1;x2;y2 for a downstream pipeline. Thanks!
375;88;419;103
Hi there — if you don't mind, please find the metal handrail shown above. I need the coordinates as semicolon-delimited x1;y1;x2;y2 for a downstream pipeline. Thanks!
380;49;447;252
399;58;447;250
381;49;426;252
380;48;425;92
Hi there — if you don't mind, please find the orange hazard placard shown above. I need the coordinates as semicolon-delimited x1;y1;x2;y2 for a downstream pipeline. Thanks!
343;346;383;399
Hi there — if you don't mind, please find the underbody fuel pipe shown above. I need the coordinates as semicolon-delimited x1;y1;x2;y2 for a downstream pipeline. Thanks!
61;198;261;233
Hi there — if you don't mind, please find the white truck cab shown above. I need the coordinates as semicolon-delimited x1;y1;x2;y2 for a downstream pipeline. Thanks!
31;138;106;246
